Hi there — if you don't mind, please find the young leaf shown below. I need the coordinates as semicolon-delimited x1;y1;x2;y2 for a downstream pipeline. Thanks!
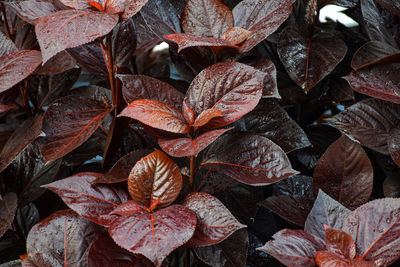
342;198;400;266
313;135;373;210
40;96;110;163
5;0;59;24
389;129;400;167
277;25;347;92
35;10;119;63
257;229;325;267
108;205;196;267
163;33;238;52
0;50;42;93
183;192;246;247
0;193;18;238
119;99;189;134
43;172;129;226
315;251;375;267
324;227;356;259
222;27;252;45
0;31;18;57
128;149;182;209
351;41;400;71
158;128;231;158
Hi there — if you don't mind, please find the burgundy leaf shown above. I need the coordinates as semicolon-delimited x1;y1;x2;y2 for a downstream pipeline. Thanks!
111;19;136;68
344;63;400;104
119;99;189;134
201;133;299;185
318;0;358;8
324;227;356;259
0;31;18;57
184;62;271;129
40;96;110;163
351;41;400;71
0;103;16;114
232;0;293;52
164;33;237;52
5;0;58;24
43;172;129;226
222;27;252;45
0;115;43;172
58;0;91;9
158;128;231;157
181;0;233;38
0;192;18;238
342;198;400;266
326;98;400;155
128;149;182;209
305;190;351;240
277;25;347;92
389;129;400;167
119;74;184;110
192;109;222;128
257;229;325;267
109;205;196;267
376;0;400;16
313;135;373;210
118;0;149;20
94;149;152;184
35;10;119;63
26;210;101;267
111;200;146;215
183;192;246;247
315;251;376;267
35;51;76;75
0;50;42;93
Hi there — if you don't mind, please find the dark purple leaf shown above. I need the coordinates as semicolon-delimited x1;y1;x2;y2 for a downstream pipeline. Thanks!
351;41;400;70
318;0;358;8
164;33;237;52
112;19;136;68
0;193;18;239
0;31;18;57
315;251;375;267
5;0;58;24
389;129;400;167
35;51;76;75
376;0;400;16
324;227;356;259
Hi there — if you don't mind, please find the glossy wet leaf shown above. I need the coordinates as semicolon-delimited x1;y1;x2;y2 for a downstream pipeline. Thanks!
277;25;347;92
57;0;91;9
40;96;110;163
0;193;18;239
35;51;76;75
222;27;252;45
315;251;375;267
109;205;196;267
0;50;42;93
324;227;356;259
202;133;299;185
35;10;118;63
313;136;373;210
119;99;189;134
0;31;18;57
258;229;325;267
164;33;237;52
43;172;129;226
5;0;58;24
351;41;400;70
128;149;182;209
111;19;136;68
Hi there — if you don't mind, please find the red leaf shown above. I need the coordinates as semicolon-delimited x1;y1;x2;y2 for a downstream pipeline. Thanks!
222;27;252;45
184;62;269;129
43;172;129;226
351;41;400;71
181;0;233;38
389;129;400;167
201;133;299;185
257;229;325;267
0;192;18;238
26;210;101;267
35;10;118;63
0;104;16;114
183;192;246;247
40;96;110;163
342;198;400;266
315;251;376;267
0;50;42;93
88;0;104;11
58;0;91;9
119;74;184;110
164;33;237;52
35;51;76;75
119;99;189;134
128;149;182;209
232;0;293;52
118;0;149;20
324;227;356;259
111;200;146;215
344;63;400;104
0;115;43;172
5;0;58;24
193;108;222;128
158;128;231;157
277;25;347;92
109;205;196;267
0;31;18;57
313;136;373;210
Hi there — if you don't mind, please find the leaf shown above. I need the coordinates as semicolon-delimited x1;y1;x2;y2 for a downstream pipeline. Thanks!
26;210;101;267
193;109;222;127
0;193;18;239
158;128;231;157
277;26;347;92
342;198;400;266
181;0;233;38
119;74;184;110
57;0;91;9
0;31;18;57
183;192;246;247
118;0;149;20
222;27;252;45
194;228;248;267
35;10;119;63
351;41;400;71
0;50;42;93
111;19;136;68
5;0;58;24
313;136;373;210
128;149;182;209
184;62;271;129
257;229;325;267
16;203;40;237
315;251;375;267
326;98;400;155
389;129;400;167
164;33;238;52
108;205;196;267
35;51;76;75
43;172;129;226
0;115;43;172
324;227;356;259
232;0;293;52
40;96;110;163
344;63;400;104
94;149;152;184
202;133;299;186
305;190;351;240
376;0;400;16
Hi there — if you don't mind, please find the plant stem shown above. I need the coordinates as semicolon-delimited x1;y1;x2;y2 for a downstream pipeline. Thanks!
189;156;195;188
19;82;32;116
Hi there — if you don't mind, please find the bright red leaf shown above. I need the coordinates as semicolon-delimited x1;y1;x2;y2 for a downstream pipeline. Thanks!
193;108;222;128
315;251;376;267
324;226;356;259
0;192;18;238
